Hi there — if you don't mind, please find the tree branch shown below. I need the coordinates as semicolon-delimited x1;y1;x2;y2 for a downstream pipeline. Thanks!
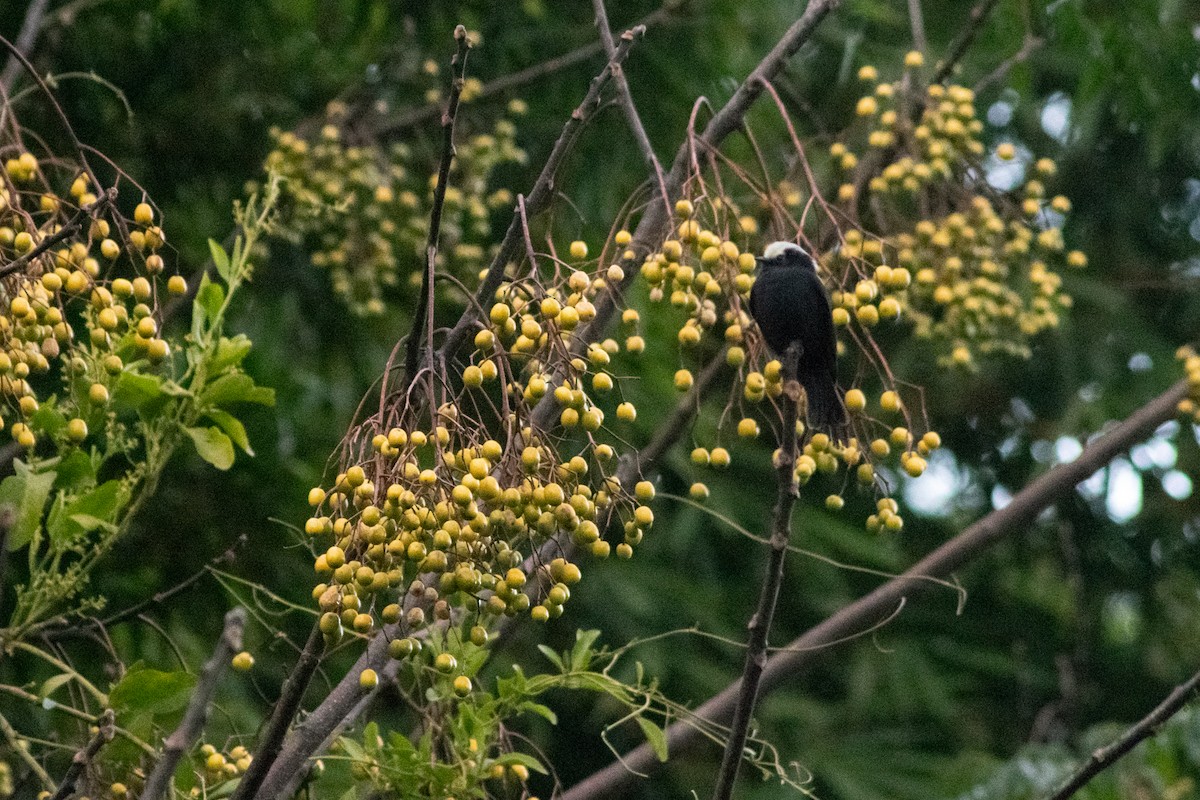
404;26;471;386
0;190;114;280
41;535;245;641
592;0;671;220
712;344;801;800
0;0;51;95
139;608;247;800
561;380;1189;800
229;624;324;800
437;25;643;370
49;709;115;800
932;0;1002;84
371;5;677;136
1047;665;1200;800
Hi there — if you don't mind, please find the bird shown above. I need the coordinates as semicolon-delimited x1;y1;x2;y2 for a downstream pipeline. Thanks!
748;241;845;431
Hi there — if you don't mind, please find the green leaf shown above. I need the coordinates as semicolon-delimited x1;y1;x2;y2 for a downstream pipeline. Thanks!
493;751;549;775
114;371;169;413
47;480;124;544
520;701;558;724
211;335;253;372
201;373;275;408
208;238;232;283
536;644;565;672
192;273;225;339
636;716;669;762
204;409;253;455
0;461;57;551
109;665;197;719
570;629;602;671
29;400;66;438
54;450;97;492
185;426;235;470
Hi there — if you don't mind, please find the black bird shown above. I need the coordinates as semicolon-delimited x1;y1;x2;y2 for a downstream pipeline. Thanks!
748;241;845;431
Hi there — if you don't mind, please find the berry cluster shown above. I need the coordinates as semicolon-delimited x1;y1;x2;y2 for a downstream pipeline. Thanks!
0;155;185;460
263;98;525;315
303;240;659;664
636;199;937;533
831;62;1084;369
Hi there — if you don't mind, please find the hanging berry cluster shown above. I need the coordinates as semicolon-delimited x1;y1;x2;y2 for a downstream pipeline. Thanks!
263;97;526;316
829;59;1085;369
303;239;657;660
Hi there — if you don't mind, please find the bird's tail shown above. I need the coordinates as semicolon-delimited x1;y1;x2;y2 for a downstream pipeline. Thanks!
801;374;846;434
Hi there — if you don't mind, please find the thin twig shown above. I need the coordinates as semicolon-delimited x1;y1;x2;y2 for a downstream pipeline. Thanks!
41;535;246;641
49;709;115;800
932;0;1003;84
712;344;801;800
139;608;246;800
0;191;114;280
0;711;54;789
592;0;672;221
437;25;644;370
372;5;677;136
1047;666;1200;800
261;3;840;788
974;34;1044;94
403;26;472;386
560;380;1190;800
228;624;324;800
0;0;51;94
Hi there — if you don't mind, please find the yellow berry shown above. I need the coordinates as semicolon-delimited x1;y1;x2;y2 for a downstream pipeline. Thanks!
569;240;588;260
359;669;378;690
231;651;255;671
737;418;759;438
134;202;154;225
845;389;866;412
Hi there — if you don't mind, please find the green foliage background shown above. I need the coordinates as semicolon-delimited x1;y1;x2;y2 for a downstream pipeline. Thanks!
2;0;1200;797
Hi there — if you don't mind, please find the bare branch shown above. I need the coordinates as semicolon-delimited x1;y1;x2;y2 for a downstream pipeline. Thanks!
372;5;677;136
712;344;802;800
438;25;644;369
1048;665;1200;800
592;0;671;220
49;709;115;800
139;608;247;800
0;0;51;94
907;0;928;55
561;380;1189;800
229;625;324;800
404;26;472;386
932;0;1003;84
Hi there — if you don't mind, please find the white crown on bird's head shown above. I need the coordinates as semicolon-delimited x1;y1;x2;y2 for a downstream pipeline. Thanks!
761;240;808;260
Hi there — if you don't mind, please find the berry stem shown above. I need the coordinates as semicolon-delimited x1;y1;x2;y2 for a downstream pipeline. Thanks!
711;342;801;800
